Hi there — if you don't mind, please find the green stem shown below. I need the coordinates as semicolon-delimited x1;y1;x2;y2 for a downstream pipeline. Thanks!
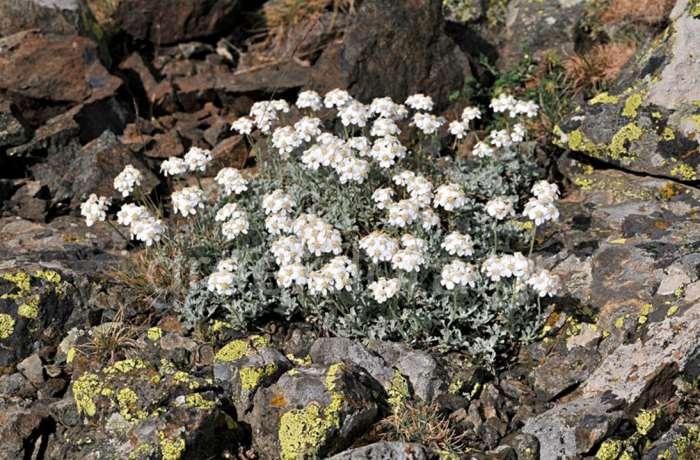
528;224;537;258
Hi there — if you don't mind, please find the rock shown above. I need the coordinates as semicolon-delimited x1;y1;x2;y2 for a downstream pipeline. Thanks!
85;0;239;45
0;403;49;459
17;354;44;387
0;373;35;400
522;394;625;460
656;264;692;296
328;442;433;459
556;0;700;181
6;107;81;158
0;0;91;37
6;180;48;222
119;52;176;113
501;0;591;67
0;99;29;148
531;346;601;401
308;0;472;110
211;134;247;170
249;363;385;459
0;31;122;123
500;432;540;460
145;130;186;159
31;130;159;210
309;338;395;388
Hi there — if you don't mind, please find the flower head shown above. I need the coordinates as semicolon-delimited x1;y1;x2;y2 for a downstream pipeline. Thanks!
433;184;466;211
160;157;188;177
184;147;212;172
405;94;434;111
215;168;248;196
80;194;110;227
113;164;142;197
324;89;353;108
442;232;474;257
527;269;559;297
523;198;559;226
360;231;399;264
368;277;400;303
441;260;477;290
296;90;322;111
231;117;255;135
485;196;515;220
171;186;205;217
208;271;235;296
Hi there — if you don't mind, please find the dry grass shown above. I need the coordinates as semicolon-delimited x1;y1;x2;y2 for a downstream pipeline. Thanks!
75;308;142;364
600;0;675;25
564;42;637;93
263;0;354;30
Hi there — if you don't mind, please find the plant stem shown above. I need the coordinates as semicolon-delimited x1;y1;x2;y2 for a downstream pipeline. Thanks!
528;224;537;258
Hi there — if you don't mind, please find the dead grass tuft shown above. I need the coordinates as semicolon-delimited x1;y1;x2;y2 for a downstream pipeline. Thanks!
564;42;637;93
600;0;675;25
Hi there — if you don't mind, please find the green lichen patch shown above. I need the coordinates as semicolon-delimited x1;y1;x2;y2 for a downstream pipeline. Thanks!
595;439;623;459
185;393;217;410
17;294;40;319
0;313;15;340
622;93;644;118
73;372;102;417
215;335;270;363
105;358;147;374
609;123;643;160
159;432;186;460
147;327;162;341
670;162;697;181
634;409;658;436
661;127;675;141
117;387;147;421
589;92;620;105
387;371;410;413
691;0;700;18
240;363;278;391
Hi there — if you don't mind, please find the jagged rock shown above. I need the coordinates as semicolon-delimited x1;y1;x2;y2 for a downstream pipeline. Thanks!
556;0;700;181
0;403;50;459
17;353;44;387
501;0;591;67
31;130;158;211
249;363;386;459
6;180;48;222
500;432;540;460
0;0;91;37
0;99;29;148
119;52;177;113
328;442;433;460
308;0;472;110
84;0;239;45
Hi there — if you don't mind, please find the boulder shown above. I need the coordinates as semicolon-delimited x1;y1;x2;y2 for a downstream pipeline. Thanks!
328;442;433;460
249;363;386;459
0;0;90;37
0;99;29;148
556;0;700;181
308;0;472;110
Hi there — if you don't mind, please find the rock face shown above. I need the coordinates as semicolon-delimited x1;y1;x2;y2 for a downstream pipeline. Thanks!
329;442;433;460
556;0;700;181
309;0;472;109
85;0;239;45
0;0;90;37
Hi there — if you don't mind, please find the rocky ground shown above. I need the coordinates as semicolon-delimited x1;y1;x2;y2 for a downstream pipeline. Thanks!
1;0;699;459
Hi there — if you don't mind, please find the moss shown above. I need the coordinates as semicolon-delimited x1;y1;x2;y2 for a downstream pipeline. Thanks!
596;439;623;459
147;327;162;341
73;372;102;417
661;127;675;141
634;409;657;436
670;163;697;181
159;432;186;460
278;364;346;460
387;371;410;413
240;363;278;391
185;393;216;410
622;93;643;118
667;305;680;317
589;92;619;105
17;294;40;319
609;123;643;160
0;313;15;340
117;387;146;421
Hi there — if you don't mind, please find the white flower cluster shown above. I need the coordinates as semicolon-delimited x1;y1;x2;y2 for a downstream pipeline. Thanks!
114;203;165;246
216;202;249;241
368;277;401;303
80;194;110;227
490;94;540;118
480;253;558;297
113;164;142;197
171;186;205;217
215;168;248;196
183;147;213;173
208;257;237;296
523;180;560;226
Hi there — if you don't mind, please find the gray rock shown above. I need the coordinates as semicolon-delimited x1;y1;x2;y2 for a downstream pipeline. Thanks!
328;442;433;460
310;338;395;388
0;99;28;148
6;181;48;222
0;0;89;37
17;354;43;388
500;432;539;460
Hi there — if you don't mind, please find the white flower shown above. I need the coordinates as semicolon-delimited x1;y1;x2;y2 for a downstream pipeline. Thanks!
296;90;322;111
391;248;425;272
368;278;400;303
215;203;241;222
360;231;400;264
490;93;517;113
131;216;165;246
505;253;533;279
405;175;433;208
462;107;482;122
433;183;466;211
473;141;494;159
250;101;280;134
523;198;559;226
231;116;255;135
307;269;334;296
184;147;212;172
221;213;249;240
272;100;291;113
294;117;323;142
171;186;205;217
80;194;110;227
372;187;395;210
160;157;188;177
405;94;434;112
322;256;358;291
324;89;353;108
265;213;293;235
338;100;370;127
392;170;416;187
442;232;474;257
490;129;513;149
215;168;248;196
276;264;308;288
208;271;235;296
510;123;526;144
116;203;149;227
420;209;440;229
531;180;560;203
292;214;343;256
336;156;369;184
485;196;515;220
262;190;295;215
400;234;427;251
387;199;420;228
412;113;444;135
370;135;408;168
441;260;477;290
512;100;539;118
272;126;303;157
348;136;371;157
449;121;467;139
270;236;305;266
113;164;142;197
217;258;238;272
527;269;560;297
371;118;400;137
369;97;408;120
482;255;508;282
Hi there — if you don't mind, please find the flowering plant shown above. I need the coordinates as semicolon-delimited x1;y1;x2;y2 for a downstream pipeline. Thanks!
83;89;560;362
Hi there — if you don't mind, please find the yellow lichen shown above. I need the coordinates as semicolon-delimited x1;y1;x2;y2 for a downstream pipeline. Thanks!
622;93;643;118
210;320;231;333
670;163;697;181
568;129;600;154
240;364;278;391
185;393;216;410
589;92;619;105
635;409;657;436
596;439;623;460
286;354;312;366
159;433;186;460
147;327;162;341
638;303;653;325
387;371;410;413
215;340;250;363
172;371;190;385
614;315;627;329
17;294;40;319
661;127;675;141
609;123;643;160
105;359;147;374
0;313;16;340
66;347;76;364
1;272;31;299
117;387;146;421
667;305;680;317
573;176;594;191
73;372;102;417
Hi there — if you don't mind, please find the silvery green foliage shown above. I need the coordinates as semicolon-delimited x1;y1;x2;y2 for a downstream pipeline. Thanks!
158;92;555;363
